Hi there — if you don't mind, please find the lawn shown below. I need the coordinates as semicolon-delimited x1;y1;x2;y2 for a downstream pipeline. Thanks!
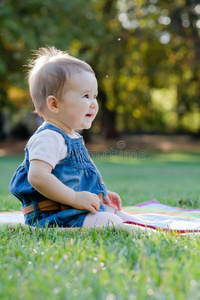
0;151;200;299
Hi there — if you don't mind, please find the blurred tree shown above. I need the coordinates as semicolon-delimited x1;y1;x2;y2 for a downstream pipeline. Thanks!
0;0;200;138
117;0;200;133
0;0;106;137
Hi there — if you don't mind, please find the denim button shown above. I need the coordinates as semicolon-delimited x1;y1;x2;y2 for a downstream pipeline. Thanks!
100;178;104;184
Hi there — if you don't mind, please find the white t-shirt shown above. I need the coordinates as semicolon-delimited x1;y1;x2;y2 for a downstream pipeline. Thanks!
27;130;67;168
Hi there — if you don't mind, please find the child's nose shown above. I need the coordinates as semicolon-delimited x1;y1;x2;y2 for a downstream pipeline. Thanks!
90;98;97;108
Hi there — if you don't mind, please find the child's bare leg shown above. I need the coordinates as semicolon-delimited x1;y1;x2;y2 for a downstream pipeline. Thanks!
82;204;143;227
104;204;142;223
82;212;122;227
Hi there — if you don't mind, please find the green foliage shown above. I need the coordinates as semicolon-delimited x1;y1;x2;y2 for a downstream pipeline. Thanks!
0;0;200;133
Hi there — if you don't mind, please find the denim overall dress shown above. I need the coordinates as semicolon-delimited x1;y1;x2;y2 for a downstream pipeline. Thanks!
9;124;107;227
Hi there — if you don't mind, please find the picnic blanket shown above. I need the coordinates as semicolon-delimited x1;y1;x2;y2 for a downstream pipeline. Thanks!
123;200;200;234
1;200;200;234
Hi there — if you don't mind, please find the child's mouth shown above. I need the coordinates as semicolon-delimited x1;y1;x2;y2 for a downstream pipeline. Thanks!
85;114;92;118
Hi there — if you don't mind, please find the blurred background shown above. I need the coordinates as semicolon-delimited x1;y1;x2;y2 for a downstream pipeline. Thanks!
0;0;200;152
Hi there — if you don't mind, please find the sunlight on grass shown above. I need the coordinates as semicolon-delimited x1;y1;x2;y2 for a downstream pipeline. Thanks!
1;225;200;299
148;151;200;163
0;152;200;299
0;152;200;211
91;151;200;167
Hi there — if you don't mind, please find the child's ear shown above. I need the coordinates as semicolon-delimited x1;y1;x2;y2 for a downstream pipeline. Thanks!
46;96;59;113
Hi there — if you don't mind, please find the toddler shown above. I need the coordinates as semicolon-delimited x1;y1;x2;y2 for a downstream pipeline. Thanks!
9;46;136;228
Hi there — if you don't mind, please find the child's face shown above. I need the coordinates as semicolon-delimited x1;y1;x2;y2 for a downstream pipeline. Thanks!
57;71;98;134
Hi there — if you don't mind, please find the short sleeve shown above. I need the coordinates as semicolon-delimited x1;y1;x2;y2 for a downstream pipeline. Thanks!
27;130;67;168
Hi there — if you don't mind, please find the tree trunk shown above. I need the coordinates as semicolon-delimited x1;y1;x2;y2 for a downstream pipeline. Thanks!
98;90;118;139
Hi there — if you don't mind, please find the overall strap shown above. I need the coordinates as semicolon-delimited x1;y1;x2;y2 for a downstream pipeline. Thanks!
35;123;82;149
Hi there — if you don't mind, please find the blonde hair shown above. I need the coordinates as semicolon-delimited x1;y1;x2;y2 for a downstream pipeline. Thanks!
28;46;95;113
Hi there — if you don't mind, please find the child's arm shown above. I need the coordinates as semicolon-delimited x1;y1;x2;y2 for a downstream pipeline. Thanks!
28;160;101;214
103;190;122;210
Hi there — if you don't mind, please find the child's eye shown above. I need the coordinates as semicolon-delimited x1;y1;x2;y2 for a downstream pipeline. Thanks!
83;94;89;99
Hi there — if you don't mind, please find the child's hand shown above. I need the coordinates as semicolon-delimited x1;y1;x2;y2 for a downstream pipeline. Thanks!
75;191;101;214
103;191;122;210
28;160;101;214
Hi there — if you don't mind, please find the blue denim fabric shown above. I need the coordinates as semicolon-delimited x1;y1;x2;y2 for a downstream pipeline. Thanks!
9;124;107;228
25;204;106;228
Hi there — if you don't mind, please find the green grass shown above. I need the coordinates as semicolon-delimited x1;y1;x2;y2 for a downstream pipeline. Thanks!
0;151;200;300
94;151;200;207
